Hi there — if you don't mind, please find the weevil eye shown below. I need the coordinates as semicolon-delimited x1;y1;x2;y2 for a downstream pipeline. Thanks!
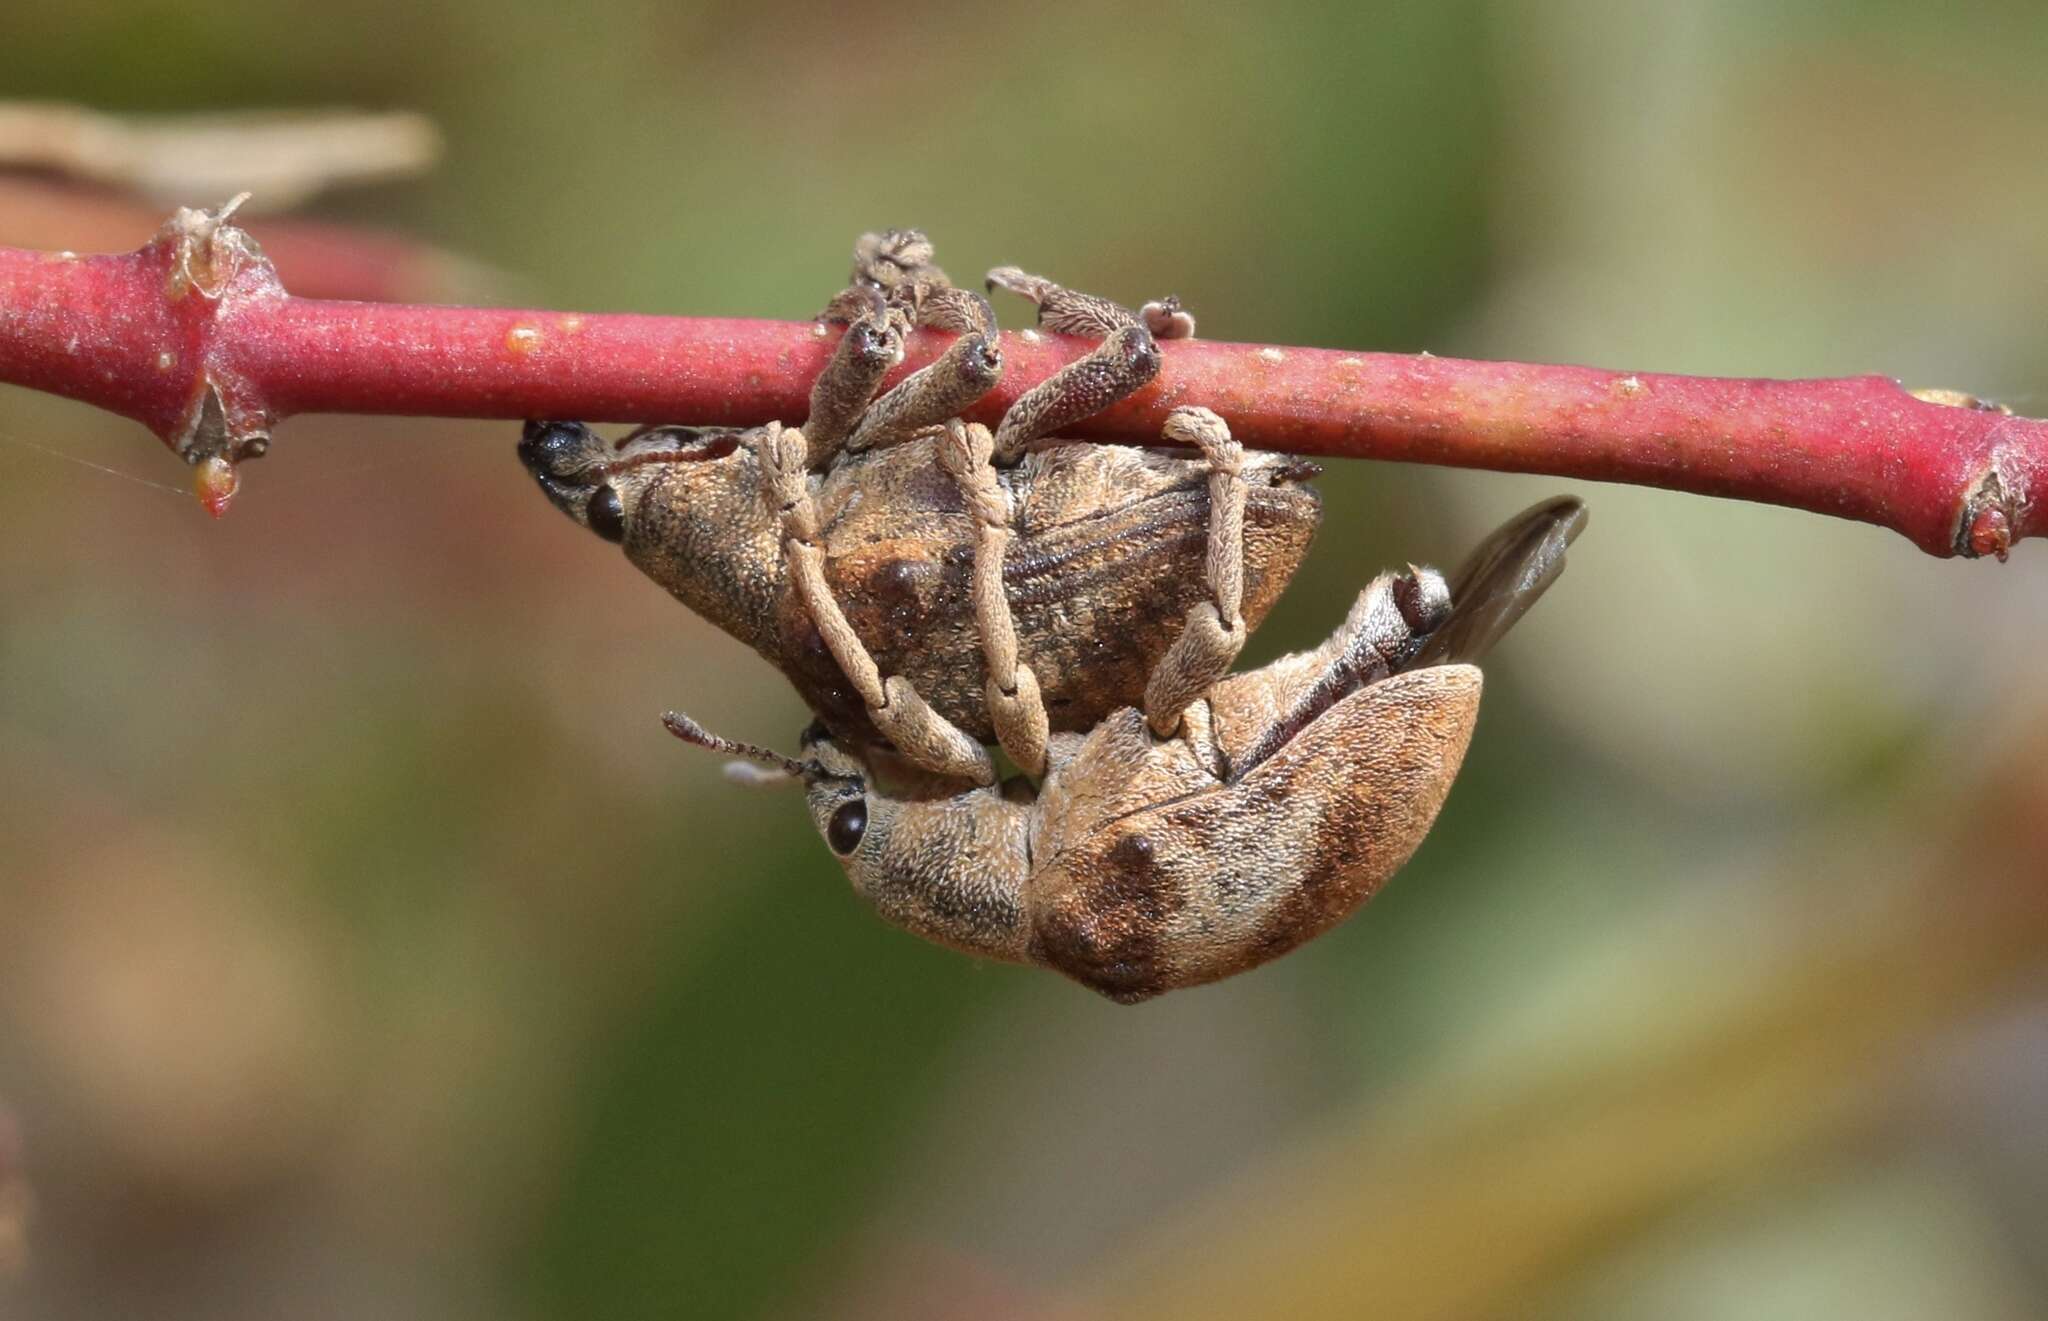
826;799;868;855
587;485;626;543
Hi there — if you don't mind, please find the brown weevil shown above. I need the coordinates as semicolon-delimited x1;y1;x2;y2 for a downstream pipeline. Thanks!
520;233;1323;785
667;496;1587;1002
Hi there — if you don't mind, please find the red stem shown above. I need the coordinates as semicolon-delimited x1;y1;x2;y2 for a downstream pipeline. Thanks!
0;204;2039;557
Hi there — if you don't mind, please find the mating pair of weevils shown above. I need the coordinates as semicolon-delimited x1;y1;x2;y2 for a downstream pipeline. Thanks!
520;231;1585;1002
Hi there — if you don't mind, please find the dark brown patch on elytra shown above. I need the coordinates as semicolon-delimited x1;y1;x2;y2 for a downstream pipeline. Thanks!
1092;832;1178;925
1030;885;1169;1003
1108;831;1157;874
874;557;928;604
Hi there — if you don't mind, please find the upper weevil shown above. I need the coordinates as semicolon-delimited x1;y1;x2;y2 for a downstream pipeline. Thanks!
520;232;1323;784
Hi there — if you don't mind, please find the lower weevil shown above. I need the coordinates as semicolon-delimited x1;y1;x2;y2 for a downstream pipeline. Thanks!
668;497;1586;1001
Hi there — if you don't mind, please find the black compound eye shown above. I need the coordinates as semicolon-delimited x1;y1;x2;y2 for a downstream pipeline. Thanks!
586;486;626;543
826;799;868;855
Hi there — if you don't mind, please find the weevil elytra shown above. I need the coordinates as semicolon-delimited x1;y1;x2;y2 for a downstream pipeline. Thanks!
667;496;1587;1002
520;233;1322;785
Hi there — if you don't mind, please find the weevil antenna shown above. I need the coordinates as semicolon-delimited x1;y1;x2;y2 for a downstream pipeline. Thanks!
662;711;812;780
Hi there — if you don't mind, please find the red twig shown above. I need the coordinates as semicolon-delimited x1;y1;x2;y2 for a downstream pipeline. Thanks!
0;202;2039;556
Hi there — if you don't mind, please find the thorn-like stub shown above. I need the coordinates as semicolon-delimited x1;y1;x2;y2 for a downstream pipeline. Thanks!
146;199;284;514
173;381;270;464
1957;464;2017;561
193;456;239;519
159;193;280;302
1968;505;2013;561
171;381;271;515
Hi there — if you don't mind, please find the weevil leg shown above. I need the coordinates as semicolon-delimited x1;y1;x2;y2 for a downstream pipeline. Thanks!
986;266;1140;338
806;286;904;466
752;421;996;786
1142;407;1251;738
937;420;1050;778
986;265;1195;340
845;292;1004;453
1222;497;1584;774
813;229;983;463
843;228;993;334
850;227;946;295
1227;566;1453;777
905;282;999;335
820;230;1006;455
985;266;1167;463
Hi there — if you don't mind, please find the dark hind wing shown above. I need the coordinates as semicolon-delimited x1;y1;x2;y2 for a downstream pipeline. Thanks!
1411;496;1586;668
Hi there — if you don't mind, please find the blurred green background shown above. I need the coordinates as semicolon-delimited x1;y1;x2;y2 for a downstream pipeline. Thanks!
4;3;2047;1318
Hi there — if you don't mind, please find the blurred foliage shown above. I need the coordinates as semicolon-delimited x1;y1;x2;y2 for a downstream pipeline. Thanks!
3;3;2047;1319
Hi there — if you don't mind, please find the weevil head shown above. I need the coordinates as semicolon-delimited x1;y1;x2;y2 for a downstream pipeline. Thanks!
520;421;787;653
663;712;1032;958
799;724;1033;962
663;712;1031;963
519;419;747;544
793;724;897;867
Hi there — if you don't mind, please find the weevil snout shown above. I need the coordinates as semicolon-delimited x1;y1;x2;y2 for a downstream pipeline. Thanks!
518;418;606;475
519;420;623;541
